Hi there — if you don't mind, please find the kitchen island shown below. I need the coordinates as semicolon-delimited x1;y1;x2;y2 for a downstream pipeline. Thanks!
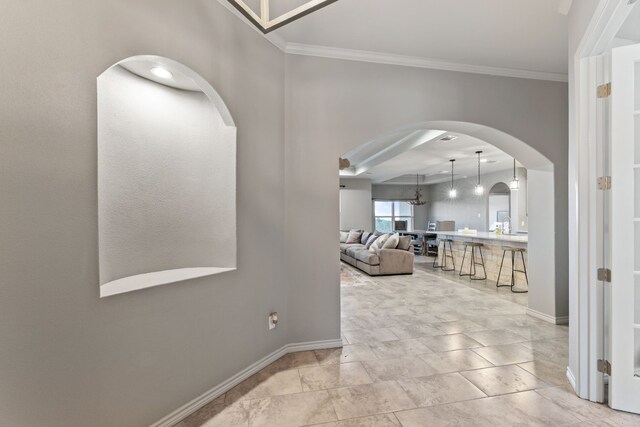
431;231;528;284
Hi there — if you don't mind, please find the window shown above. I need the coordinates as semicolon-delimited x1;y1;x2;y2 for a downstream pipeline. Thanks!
374;201;414;233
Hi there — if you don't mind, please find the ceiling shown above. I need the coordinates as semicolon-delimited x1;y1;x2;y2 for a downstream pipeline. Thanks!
219;1;552;182
617;2;640;42
341;132;518;185
269;0;569;80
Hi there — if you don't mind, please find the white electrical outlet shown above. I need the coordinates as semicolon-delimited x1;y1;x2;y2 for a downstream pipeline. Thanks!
268;312;278;330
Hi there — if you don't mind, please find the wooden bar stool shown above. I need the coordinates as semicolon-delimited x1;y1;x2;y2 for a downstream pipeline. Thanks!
460;242;486;280
433;238;456;271
496;246;528;293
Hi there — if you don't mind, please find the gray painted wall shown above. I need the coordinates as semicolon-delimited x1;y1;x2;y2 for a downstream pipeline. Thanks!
0;1;288;426
339;178;372;230
285;53;569;341
528;169;558;320
426;168;528;232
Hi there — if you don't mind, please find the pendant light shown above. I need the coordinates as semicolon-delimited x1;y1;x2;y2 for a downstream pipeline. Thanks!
510;158;520;190
449;159;457;198
408;174;426;206
474;151;484;196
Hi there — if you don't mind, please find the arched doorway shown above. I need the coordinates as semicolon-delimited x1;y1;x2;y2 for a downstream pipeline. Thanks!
340;120;562;324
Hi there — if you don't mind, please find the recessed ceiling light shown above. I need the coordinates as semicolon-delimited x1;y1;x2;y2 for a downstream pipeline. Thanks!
440;135;458;142
441;170;448;174
150;66;173;79
480;158;488;163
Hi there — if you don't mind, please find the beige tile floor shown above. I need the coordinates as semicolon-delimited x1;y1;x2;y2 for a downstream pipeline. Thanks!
176;261;640;427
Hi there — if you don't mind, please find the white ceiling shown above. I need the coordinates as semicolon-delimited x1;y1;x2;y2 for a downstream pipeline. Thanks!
270;0;569;79
617;2;640;42
219;1;548;182
341;132;518;185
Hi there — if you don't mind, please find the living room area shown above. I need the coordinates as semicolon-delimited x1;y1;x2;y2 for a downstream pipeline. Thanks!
333;167;585;424
338;130;535;305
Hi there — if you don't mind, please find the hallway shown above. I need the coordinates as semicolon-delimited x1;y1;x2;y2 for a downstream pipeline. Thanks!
177;264;639;426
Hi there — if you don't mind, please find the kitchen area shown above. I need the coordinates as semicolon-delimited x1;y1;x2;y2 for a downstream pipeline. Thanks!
373;153;530;293
340;129;560;323
406;157;529;293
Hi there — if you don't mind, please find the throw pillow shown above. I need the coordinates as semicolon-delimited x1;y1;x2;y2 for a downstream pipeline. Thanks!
360;231;371;245
382;233;400;249
369;233;389;252
364;234;378;249
339;231;349;243
346;230;363;244
397;235;412;251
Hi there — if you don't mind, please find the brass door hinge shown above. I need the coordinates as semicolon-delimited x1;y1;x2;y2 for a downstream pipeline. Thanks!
597;268;612;282
597;359;611;375
597;176;611;190
597;83;612;98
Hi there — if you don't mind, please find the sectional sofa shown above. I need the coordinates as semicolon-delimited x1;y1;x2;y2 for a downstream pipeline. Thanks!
339;230;414;276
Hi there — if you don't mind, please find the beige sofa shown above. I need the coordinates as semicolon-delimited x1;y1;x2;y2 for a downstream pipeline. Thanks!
340;233;414;276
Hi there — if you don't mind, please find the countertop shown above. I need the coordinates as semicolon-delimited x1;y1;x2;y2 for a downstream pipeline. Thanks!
433;230;528;243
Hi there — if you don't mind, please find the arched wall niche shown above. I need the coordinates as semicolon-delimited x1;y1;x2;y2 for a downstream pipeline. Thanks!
97;55;237;298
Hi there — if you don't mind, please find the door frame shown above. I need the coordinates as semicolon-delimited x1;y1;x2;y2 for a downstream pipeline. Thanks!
571;0;637;403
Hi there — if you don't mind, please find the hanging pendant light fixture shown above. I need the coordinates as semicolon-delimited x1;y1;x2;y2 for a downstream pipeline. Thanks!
474;151;484;196
449;159;457;198
408;174;426;206
510;158;520;190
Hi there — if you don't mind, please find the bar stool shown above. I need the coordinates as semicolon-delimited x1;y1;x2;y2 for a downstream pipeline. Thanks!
410;235;425;255
460;242;486;280
496;246;528;293
433;238;456;271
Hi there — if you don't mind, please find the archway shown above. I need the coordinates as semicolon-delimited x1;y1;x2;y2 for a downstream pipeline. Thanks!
340;120;562;324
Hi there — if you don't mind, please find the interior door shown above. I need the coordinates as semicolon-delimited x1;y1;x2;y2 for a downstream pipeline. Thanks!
610;42;640;413
594;53;610;404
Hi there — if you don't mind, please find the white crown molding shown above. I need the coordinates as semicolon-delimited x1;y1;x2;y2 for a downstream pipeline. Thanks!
150;338;343;427
265;32;287;51
218;0;568;82
285;43;568;82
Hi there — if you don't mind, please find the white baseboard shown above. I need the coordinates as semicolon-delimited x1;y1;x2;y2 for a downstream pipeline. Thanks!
527;308;569;325
150;338;343;427
566;366;577;390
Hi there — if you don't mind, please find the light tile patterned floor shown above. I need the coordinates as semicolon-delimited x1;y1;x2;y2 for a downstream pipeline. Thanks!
176;262;640;427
